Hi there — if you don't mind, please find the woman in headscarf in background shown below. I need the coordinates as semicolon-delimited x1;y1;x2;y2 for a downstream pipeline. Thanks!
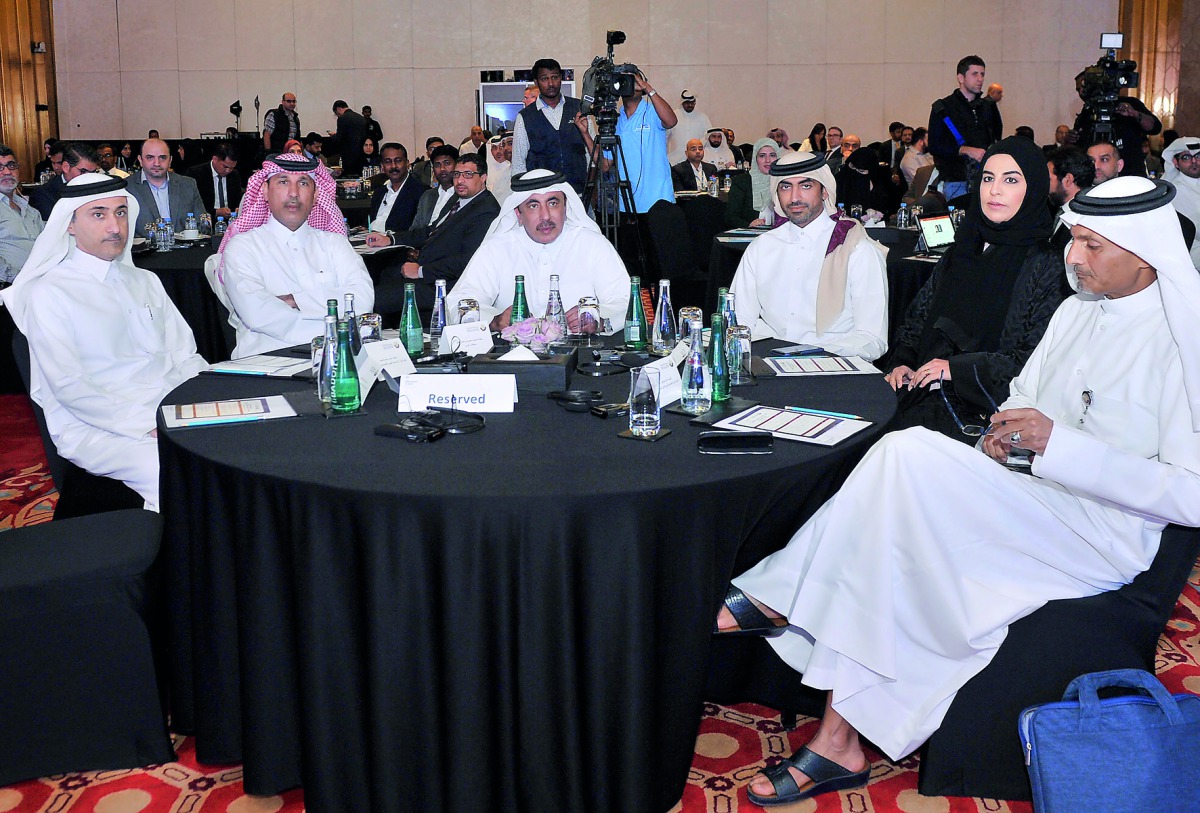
883;136;1073;441
799;123;828;154
725;137;781;229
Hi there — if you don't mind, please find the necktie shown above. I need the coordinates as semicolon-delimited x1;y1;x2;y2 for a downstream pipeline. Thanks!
438;199;461;226
218;178;226;208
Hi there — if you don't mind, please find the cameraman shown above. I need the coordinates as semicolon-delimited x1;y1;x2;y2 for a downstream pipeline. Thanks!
1070;71;1160;177
610;74;678;213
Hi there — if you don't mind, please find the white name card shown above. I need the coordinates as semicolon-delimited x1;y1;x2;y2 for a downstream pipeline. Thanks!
396;373;517;413
439;322;494;356
643;339;690;406
355;338;417;397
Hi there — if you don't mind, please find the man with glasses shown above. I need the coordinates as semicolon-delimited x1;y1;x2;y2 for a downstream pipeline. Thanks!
0;145;44;286
30;142;100;221
374;153;500;309
363;142;424;240
264;92;300;154
1163;137;1200;268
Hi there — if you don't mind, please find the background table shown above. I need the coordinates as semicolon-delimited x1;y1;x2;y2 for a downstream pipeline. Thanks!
134;244;233;363
159;348;897;813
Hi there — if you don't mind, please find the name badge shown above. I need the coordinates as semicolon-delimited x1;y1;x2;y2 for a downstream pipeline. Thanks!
397;374;517;413
439;322;494;356
355;338;416;397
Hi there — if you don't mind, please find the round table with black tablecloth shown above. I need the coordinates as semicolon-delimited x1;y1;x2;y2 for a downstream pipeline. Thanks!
706;227;934;349
133;244;234;363
158;349;896;813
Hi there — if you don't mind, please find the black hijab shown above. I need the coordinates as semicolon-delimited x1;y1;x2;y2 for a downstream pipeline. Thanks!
914;136;1053;362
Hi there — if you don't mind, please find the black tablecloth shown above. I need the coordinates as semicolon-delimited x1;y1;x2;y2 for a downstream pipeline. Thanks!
134;245;233;363
159;352;896;812
706;228;933;347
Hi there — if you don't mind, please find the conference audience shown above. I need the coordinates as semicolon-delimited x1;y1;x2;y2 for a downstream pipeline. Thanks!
670;139;718;192
126;138;206;237
30;142;98;221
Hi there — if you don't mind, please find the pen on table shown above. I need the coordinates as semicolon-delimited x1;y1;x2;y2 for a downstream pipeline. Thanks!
784;406;863;420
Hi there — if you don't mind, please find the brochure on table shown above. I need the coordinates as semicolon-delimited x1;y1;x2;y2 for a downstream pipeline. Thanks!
762;355;880;376
711;404;872;446
161;396;298;429
206;355;312;378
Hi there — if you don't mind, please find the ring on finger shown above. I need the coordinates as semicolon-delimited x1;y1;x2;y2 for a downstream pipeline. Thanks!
1010;430;1022;444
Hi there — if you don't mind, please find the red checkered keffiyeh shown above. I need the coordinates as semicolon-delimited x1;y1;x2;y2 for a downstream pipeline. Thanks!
216;152;346;281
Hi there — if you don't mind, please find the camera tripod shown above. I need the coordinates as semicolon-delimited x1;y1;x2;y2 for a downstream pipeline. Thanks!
582;110;648;274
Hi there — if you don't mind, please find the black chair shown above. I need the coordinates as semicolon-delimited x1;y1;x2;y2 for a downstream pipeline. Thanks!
0;509;175;786
706;524;1200;801
11;330;144;518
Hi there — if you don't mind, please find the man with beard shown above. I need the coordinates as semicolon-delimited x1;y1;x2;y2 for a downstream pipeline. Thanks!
511;58;594;194
1047;147;1095;250
667;89;713;165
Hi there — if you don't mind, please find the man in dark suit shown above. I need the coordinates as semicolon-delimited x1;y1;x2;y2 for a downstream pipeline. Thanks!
328;100;368;176
362;142;425;238
410;144;460;229
30;142;99;221
185;141;244;220
670;139;718;192
126;138;207;236
1046;146;1095;251
868;121;906;171
375;153;499;309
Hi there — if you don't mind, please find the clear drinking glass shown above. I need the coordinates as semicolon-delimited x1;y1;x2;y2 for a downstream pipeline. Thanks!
576;295;601;346
678;307;702;341
457;299;481;324
850;204;864;220
358;313;383;343
628;366;661;437
727;325;752;385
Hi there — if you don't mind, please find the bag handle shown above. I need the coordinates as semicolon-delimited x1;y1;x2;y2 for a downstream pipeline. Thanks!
1063;669;1185;728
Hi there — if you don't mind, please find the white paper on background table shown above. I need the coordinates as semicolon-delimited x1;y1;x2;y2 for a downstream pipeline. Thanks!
711;405;872;446
762;355;880;376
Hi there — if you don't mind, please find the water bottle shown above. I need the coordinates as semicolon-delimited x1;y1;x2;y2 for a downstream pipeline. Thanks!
430;279;448;352
544;275;567;338
680;321;712;414
947;205;957;228
708;175;719;197
330;320;360;414
212;216;226;249
837;203;846;219
344;292;361;356
400;283;424;357
709;312;729;402
895;203;910;230
318;315;338;404
650;279;677;356
511;275;531;323
163;217;174;248
184;211;198;234
624;277;647;351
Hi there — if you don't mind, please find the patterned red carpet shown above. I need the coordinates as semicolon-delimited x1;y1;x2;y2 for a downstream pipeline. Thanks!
3;393;1198;812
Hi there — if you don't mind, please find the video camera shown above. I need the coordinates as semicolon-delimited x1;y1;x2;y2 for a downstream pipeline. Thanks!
1076;33;1140;142
581;30;642;133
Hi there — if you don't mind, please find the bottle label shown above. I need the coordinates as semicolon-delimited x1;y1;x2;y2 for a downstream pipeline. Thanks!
627;325;640;341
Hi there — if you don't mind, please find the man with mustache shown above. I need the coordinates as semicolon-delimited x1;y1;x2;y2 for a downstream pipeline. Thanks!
0;173;206;510
363;142;425;239
729;151;888;360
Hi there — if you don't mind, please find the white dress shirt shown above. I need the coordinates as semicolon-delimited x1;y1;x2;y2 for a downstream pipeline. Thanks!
220;216;375;357
729;215;888;360
21;249;207;508
374;175;410;229
210;165;230;209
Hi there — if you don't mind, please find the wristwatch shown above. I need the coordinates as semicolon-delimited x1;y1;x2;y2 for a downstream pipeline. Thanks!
386;229;395;245
647;89;657;98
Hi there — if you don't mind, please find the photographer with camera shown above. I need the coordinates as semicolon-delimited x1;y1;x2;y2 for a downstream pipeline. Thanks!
1070;83;1159;178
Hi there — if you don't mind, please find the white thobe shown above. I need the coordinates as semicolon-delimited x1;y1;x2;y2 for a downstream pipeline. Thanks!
667;108;714;165
491;163;513;205
734;282;1200;760
1169;175;1200;269
446;225;630;329
21;250;208;510
220;216;374;358
0;193;44;283
729;216;888;360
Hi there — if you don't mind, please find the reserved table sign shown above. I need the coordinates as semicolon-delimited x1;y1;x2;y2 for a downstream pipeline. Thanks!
396;373;517;413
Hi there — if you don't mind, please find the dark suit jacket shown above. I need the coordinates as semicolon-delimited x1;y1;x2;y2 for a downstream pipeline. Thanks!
670;160;719;192
369;174;425;234
412;186;452;229
185;161;244;216
30;175;65;221
331;109;368;175
125;170;208;236
868;140;906;170
386;190;500;308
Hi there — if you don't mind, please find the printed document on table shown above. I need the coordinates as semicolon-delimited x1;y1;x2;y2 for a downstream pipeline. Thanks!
206;355;313;377
160;396;298;429
711;405;872;446
762;355;880;376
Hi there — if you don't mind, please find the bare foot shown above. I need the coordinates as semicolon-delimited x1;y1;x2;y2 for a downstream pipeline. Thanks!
749;739;869;801
715;592;786;632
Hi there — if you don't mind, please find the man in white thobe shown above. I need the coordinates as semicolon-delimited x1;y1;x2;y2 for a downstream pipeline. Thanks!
718;176;1200;806
729;151;888;360
667;90;713;165
446;169;629;332
0;173;208;511
705;128;737;170
1163;136;1200;269
215;153;374;358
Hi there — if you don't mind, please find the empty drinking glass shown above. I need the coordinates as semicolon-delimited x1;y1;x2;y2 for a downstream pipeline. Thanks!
628;366;661;437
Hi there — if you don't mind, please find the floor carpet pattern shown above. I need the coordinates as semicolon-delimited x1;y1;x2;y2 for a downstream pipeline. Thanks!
3;394;1198;812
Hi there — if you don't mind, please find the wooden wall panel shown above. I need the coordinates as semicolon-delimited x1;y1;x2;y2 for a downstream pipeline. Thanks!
0;0;59;184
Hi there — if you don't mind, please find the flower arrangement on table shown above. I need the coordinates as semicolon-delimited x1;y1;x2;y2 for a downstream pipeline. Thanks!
500;316;564;352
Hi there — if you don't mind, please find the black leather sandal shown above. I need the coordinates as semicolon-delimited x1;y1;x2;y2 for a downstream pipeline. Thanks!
712;586;789;637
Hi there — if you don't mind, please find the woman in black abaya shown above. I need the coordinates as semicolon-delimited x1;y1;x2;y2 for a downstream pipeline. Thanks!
883;136;1072;441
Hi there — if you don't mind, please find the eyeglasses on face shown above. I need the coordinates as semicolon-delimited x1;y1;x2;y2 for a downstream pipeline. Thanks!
451;170;480;179
0;162;19;172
